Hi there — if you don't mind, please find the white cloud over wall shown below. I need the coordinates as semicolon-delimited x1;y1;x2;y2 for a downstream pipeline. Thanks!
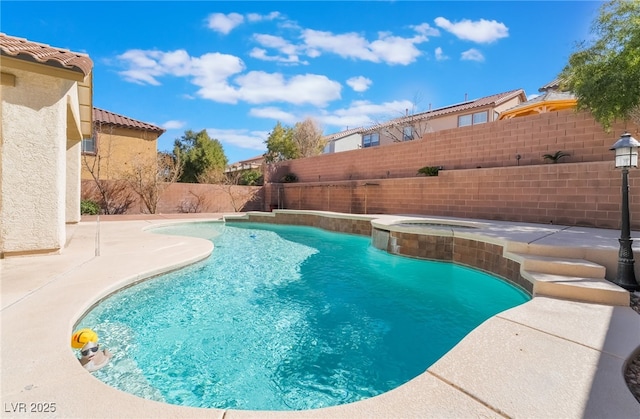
461;48;485;62
346;76;372;92
116;49;341;106
162;120;186;130
206;128;268;150
206;13;245;34
434;17;508;43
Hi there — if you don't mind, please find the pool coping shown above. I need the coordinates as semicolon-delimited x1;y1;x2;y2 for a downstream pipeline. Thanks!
1;211;639;418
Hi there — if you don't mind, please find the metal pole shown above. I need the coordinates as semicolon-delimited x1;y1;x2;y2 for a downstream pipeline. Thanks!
614;168;639;291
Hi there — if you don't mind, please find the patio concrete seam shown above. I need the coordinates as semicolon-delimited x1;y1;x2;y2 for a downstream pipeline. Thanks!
425;370;510;418
495;312;628;360
527;225;573;245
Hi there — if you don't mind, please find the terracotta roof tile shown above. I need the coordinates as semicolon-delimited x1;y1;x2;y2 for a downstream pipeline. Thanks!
93;108;165;134
0;33;93;77
362;89;526;133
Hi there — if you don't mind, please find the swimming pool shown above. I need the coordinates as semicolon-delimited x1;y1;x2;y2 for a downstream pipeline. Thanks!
77;222;529;411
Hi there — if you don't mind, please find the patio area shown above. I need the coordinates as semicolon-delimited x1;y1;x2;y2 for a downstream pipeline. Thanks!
1;212;639;418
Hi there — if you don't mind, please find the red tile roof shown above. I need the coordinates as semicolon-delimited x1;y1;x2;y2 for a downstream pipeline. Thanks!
0;33;93;77
93;108;165;134
362;89;526;133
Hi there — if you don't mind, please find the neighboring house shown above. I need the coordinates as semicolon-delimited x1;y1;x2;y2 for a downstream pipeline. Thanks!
359;89;527;149
322;127;364;154
81;107;165;181
499;79;577;120
225;154;265;174
0;33;93;257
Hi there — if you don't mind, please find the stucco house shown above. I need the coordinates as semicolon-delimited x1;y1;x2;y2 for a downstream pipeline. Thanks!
81;107;165;181
1;33;93;257
325;89;526;153
225;154;265;174
322;127;364;153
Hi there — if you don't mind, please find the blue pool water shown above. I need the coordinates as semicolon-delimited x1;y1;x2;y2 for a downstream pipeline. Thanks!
78;222;529;411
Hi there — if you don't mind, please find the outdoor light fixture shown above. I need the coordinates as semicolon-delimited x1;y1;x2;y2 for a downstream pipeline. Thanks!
610;132;640;291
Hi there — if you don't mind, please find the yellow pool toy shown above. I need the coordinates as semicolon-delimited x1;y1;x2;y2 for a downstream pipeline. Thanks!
71;328;98;349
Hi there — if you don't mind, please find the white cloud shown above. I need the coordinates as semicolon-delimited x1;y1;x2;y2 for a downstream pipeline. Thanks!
301;29;426;65
346;76;372;92
206;128;267;151
461;48;485;62
249;107;298;125
249;48;303;64
116;49;243;91
190;53;247;103
250;34;305;63
246;12;281;22
411;23;441;37
435;47;448;61
206;12;244;34
434;17;508;43
162;120;186;130
235;71;341;107
317;99;415;129
116;48;343;107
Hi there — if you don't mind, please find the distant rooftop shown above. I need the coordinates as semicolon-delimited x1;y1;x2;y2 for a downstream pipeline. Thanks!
0;32;93;77
362;89;526;133
93;108;165;134
323;127;364;142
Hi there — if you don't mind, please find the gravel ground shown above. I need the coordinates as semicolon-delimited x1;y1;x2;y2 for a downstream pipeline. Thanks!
625;292;640;403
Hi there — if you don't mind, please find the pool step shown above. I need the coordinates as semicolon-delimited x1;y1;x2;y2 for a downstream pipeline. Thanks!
506;252;606;278
505;252;629;306
522;271;630;306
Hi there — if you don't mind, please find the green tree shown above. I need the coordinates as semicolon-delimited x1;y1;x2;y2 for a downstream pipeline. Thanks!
264;122;297;163
560;0;640;130
174;129;227;183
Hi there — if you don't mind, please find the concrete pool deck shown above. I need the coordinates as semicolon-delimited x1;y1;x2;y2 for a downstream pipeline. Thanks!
1;212;639;418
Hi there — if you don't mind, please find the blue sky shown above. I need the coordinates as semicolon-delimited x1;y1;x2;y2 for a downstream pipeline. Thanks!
2;1;602;164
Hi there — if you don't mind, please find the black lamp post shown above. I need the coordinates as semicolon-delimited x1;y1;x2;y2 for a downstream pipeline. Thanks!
610;132;640;291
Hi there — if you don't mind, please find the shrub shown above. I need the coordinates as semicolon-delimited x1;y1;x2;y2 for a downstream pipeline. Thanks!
239;169;264;186
417;166;440;176
281;173;298;183
81;199;100;215
542;151;570;163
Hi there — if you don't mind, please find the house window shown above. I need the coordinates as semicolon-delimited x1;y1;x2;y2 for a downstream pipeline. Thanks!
458;111;488;127
473;111;488;124
458;115;472;127
403;126;413;141
81;136;96;154
363;133;379;148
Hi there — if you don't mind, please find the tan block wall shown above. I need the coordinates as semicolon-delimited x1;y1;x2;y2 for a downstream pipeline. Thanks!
81;180;263;214
81;126;158;180
266;161;639;230
268;110;638;183
264;110;640;230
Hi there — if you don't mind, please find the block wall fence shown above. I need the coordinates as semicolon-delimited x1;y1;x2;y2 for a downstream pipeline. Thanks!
81;181;263;214
264;110;640;230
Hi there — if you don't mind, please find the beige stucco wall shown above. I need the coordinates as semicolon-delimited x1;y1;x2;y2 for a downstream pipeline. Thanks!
66;139;81;223
81;126;158;180
1;68;80;255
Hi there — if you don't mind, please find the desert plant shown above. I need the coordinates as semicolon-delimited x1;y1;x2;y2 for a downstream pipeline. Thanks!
542;151;570;163
80;199;100;215
281;173;298;183
417;166;440;176
238;169;263;186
